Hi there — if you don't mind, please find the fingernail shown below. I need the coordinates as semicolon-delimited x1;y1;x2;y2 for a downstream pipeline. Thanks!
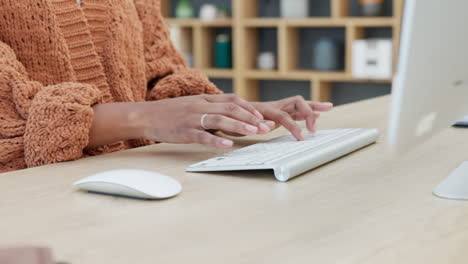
245;124;258;133
265;120;276;127
259;123;270;132
321;102;333;107
312;123;317;132
297;130;305;140
221;139;233;147
254;110;263;119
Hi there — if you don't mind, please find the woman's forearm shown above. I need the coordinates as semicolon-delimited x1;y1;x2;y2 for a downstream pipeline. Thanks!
87;102;146;148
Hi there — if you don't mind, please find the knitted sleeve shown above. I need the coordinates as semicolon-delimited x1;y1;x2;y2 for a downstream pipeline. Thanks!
133;0;222;100
0;42;102;172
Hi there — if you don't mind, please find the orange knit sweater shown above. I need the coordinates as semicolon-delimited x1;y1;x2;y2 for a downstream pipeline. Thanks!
0;0;221;173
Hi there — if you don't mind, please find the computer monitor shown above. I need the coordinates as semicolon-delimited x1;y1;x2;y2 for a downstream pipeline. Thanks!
388;0;468;200
388;0;468;153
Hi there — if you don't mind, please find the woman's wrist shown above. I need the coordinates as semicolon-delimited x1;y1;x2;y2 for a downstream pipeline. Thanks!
87;102;148;148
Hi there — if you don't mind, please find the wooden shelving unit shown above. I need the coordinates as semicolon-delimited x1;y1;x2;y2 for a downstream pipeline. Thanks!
161;0;404;102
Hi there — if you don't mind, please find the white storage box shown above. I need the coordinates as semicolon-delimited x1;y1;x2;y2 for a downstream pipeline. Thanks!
352;39;393;79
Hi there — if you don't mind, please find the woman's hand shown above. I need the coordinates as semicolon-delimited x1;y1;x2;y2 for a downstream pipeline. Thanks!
88;94;272;149
252;96;334;140
0;247;54;264
139;94;276;148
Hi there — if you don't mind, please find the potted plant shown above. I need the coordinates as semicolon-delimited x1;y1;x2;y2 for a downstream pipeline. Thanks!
175;0;194;18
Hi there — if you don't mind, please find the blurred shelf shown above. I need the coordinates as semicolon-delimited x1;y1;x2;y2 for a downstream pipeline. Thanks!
242;18;281;27
244;70;348;80
161;0;404;102
286;18;353;27
202;68;234;78
242;17;396;28
289;70;349;80
165;18;197;27
199;19;233;27
325;77;393;83
165;18;233;27
346;17;397;27
166;18;395;28
244;70;282;79
244;70;393;83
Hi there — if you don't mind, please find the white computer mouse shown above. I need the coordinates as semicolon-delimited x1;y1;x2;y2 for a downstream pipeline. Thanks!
74;169;182;199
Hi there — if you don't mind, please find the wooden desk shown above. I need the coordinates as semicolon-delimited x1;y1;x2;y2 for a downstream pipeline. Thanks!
2;96;468;264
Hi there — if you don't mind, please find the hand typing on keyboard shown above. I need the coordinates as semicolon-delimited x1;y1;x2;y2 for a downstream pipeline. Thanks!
251;96;333;141
121;94;333;150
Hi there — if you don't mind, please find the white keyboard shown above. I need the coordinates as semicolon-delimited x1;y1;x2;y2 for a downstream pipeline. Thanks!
186;129;379;181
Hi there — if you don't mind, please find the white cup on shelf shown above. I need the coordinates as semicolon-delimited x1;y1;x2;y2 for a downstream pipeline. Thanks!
280;0;309;18
200;4;218;21
257;52;276;70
